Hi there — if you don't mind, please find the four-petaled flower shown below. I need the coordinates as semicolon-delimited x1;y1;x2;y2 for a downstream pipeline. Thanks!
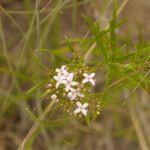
61;72;74;82
51;94;57;100
54;66;78;91
62;74;78;92
51;94;59;102
82;73;95;86
74;101;88;116
54;74;65;88
68;88;84;100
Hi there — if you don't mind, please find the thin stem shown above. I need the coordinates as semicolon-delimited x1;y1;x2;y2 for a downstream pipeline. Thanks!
19;101;55;150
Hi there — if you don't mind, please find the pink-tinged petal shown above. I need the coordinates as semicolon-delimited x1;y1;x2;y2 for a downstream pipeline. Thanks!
82;109;87;116
65;76;71;81
51;94;57;100
74;108;81;114
76;101;82;107
90;73;95;78
59;75;65;80
62;69;68;75
82;79;88;84
83;103;88;108
89;79;95;86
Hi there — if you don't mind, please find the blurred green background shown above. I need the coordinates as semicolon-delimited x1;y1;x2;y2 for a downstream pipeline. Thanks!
0;0;150;150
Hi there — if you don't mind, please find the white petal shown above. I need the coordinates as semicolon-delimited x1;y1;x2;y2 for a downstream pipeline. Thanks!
61;65;66;69
67;73;74;81
59;75;66;80
82;79;88;84
62;69;68;75
74;108;81;114
76;101;82;107
83;73;88;78
67;92;72;98
54;76;57;80
83;103;88;108
90;73;95;78
71;94;77;100
69;87;76;92
55;68;60;73
65;85;70;92
78;93;84;98
56;82;60;88
89;79;95;86
51;94;57;100
69;73;74;76
81;109;87;116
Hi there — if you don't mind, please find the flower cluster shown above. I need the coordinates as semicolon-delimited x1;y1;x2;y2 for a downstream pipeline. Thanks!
47;64;97;117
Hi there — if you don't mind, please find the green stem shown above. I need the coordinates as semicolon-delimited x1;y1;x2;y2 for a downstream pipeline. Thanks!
19;101;55;150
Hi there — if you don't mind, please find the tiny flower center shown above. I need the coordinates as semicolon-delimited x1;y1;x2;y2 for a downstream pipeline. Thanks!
79;106;84;110
66;80;71;84
87;77;91;80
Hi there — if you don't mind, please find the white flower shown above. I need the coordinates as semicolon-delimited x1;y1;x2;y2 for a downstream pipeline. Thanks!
54;65;87;92
68;88;84;100
55;65;68;76
54;74;65;88
59;72;78;92
51;94;57;100
54;68;70;89
54;66;77;90
82;73;95;86
51;94;59;102
74;101;88;116
63;79;78;92
61;72;74;81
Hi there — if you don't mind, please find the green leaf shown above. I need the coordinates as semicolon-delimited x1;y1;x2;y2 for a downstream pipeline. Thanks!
26;80;47;94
